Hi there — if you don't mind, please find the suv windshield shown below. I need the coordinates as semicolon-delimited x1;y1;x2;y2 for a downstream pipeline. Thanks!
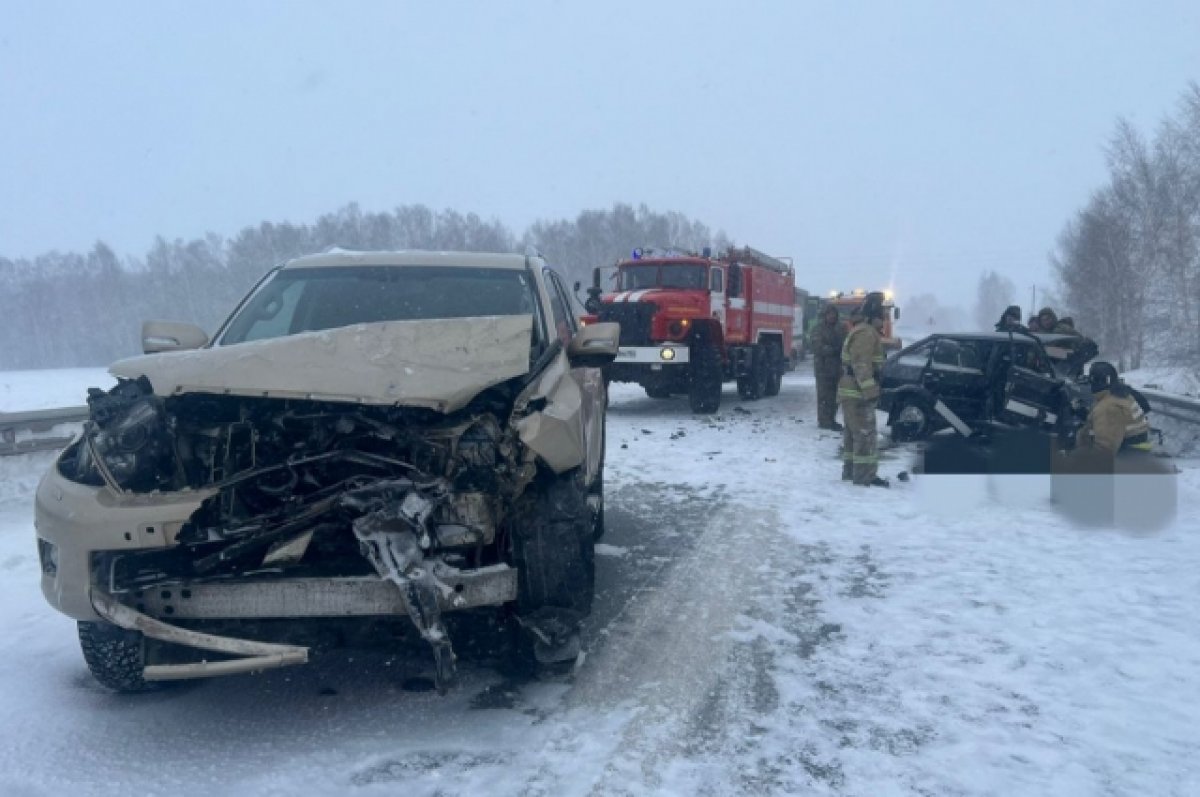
220;265;539;345
619;264;706;290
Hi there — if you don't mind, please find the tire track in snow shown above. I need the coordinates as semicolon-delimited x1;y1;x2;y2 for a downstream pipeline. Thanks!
543;499;806;795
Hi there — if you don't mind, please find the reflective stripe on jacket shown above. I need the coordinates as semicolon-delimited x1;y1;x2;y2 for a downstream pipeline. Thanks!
838;322;882;401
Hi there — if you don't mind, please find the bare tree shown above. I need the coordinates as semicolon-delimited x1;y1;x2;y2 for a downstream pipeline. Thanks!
1054;82;1200;371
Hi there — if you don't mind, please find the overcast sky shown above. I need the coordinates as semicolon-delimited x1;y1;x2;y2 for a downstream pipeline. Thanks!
2;1;1198;309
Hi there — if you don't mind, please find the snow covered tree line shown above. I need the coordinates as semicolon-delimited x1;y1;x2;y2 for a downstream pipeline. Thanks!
973;270;1018;332
1053;83;1200;371
0;202;728;369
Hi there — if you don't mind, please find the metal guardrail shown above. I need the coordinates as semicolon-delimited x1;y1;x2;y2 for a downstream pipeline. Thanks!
1139;388;1200;425
0;405;88;456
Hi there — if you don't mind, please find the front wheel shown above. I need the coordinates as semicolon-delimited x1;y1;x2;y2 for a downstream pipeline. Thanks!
589;422;606;541
78;621;157;693
891;396;934;442
688;343;723;414
509;470;595;662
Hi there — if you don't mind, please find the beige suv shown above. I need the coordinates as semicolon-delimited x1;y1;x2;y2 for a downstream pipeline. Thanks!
34;250;619;692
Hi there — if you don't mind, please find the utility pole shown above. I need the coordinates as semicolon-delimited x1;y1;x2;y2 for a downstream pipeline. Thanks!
1030;285;1037;316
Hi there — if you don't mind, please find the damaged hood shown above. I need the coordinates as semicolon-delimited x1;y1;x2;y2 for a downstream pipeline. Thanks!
110;315;534;413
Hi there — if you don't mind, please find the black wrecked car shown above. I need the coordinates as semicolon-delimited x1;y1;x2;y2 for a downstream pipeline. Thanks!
879;331;1099;441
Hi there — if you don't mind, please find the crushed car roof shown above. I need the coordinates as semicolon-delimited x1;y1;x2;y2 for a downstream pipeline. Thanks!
284;249;533;271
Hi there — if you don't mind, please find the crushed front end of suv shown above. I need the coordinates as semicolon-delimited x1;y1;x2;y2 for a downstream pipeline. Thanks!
34;250;619;693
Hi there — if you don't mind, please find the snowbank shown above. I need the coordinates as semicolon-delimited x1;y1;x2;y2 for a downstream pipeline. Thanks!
1124;366;1200;397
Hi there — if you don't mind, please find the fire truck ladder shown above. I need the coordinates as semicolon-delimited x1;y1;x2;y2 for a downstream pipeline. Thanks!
725;246;793;275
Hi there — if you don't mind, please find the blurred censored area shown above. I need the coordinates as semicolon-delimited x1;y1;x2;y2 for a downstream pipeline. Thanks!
912;428;1177;532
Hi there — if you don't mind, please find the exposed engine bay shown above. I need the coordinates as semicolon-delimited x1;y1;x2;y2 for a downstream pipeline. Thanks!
60;374;546;689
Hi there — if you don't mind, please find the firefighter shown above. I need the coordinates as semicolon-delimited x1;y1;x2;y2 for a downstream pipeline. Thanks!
1076;362;1151;455
838;295;888;487
811;303;845;431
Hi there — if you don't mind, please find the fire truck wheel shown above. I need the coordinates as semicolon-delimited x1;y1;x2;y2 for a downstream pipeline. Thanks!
763;343;784;397
644;386;672;399
736;347;769;400
688;343;723;414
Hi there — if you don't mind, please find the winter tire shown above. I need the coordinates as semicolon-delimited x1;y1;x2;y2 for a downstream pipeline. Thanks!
510;468;594;638
736;346;769;400
77;621;157;693
589;423;606;542
763;343;784;397
688;342;723;414
891;396;934;442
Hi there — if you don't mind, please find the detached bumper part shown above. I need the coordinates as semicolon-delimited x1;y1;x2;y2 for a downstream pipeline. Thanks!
90;590;309;681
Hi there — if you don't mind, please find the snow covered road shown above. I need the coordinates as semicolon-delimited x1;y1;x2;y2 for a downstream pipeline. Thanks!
1;368;1198;795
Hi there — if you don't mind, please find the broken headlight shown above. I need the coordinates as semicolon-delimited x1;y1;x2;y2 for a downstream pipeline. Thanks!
59;377;177;490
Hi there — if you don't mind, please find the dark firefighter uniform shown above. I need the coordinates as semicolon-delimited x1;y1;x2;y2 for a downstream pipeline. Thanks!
838;301;887;486
810;307;846;430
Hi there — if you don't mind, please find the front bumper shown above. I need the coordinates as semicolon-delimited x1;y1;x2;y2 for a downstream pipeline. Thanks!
35;462;213;622
36;459;518;622
117;568;517;620
613;345;690;365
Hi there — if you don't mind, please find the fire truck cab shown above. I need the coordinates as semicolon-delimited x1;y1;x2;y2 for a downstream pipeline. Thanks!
827;289;902;351
585;246;795;414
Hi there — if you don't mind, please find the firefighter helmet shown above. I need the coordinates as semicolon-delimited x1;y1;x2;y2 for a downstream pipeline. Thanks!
861;293;885;321
1088;361;1119;393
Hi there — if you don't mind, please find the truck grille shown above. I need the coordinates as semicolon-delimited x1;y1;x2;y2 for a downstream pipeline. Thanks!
599;303;657;346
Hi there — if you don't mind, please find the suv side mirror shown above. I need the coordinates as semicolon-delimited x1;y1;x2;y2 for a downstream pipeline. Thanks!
142;320;208;354
567;322;620;368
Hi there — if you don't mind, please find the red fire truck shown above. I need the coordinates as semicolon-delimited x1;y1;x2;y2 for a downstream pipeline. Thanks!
583;246;795;413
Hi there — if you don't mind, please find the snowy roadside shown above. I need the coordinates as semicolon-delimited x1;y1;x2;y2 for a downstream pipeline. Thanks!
0;367;111;412
0;368;108;503
1125;366;1200;398
593;376;1200;795
0;370;1197;795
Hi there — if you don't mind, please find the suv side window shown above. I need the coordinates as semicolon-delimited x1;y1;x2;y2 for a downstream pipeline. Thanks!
896;339;935;367
1015;342;1054;376
933;339;983;372
543;269;576;345
956;340;983;371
